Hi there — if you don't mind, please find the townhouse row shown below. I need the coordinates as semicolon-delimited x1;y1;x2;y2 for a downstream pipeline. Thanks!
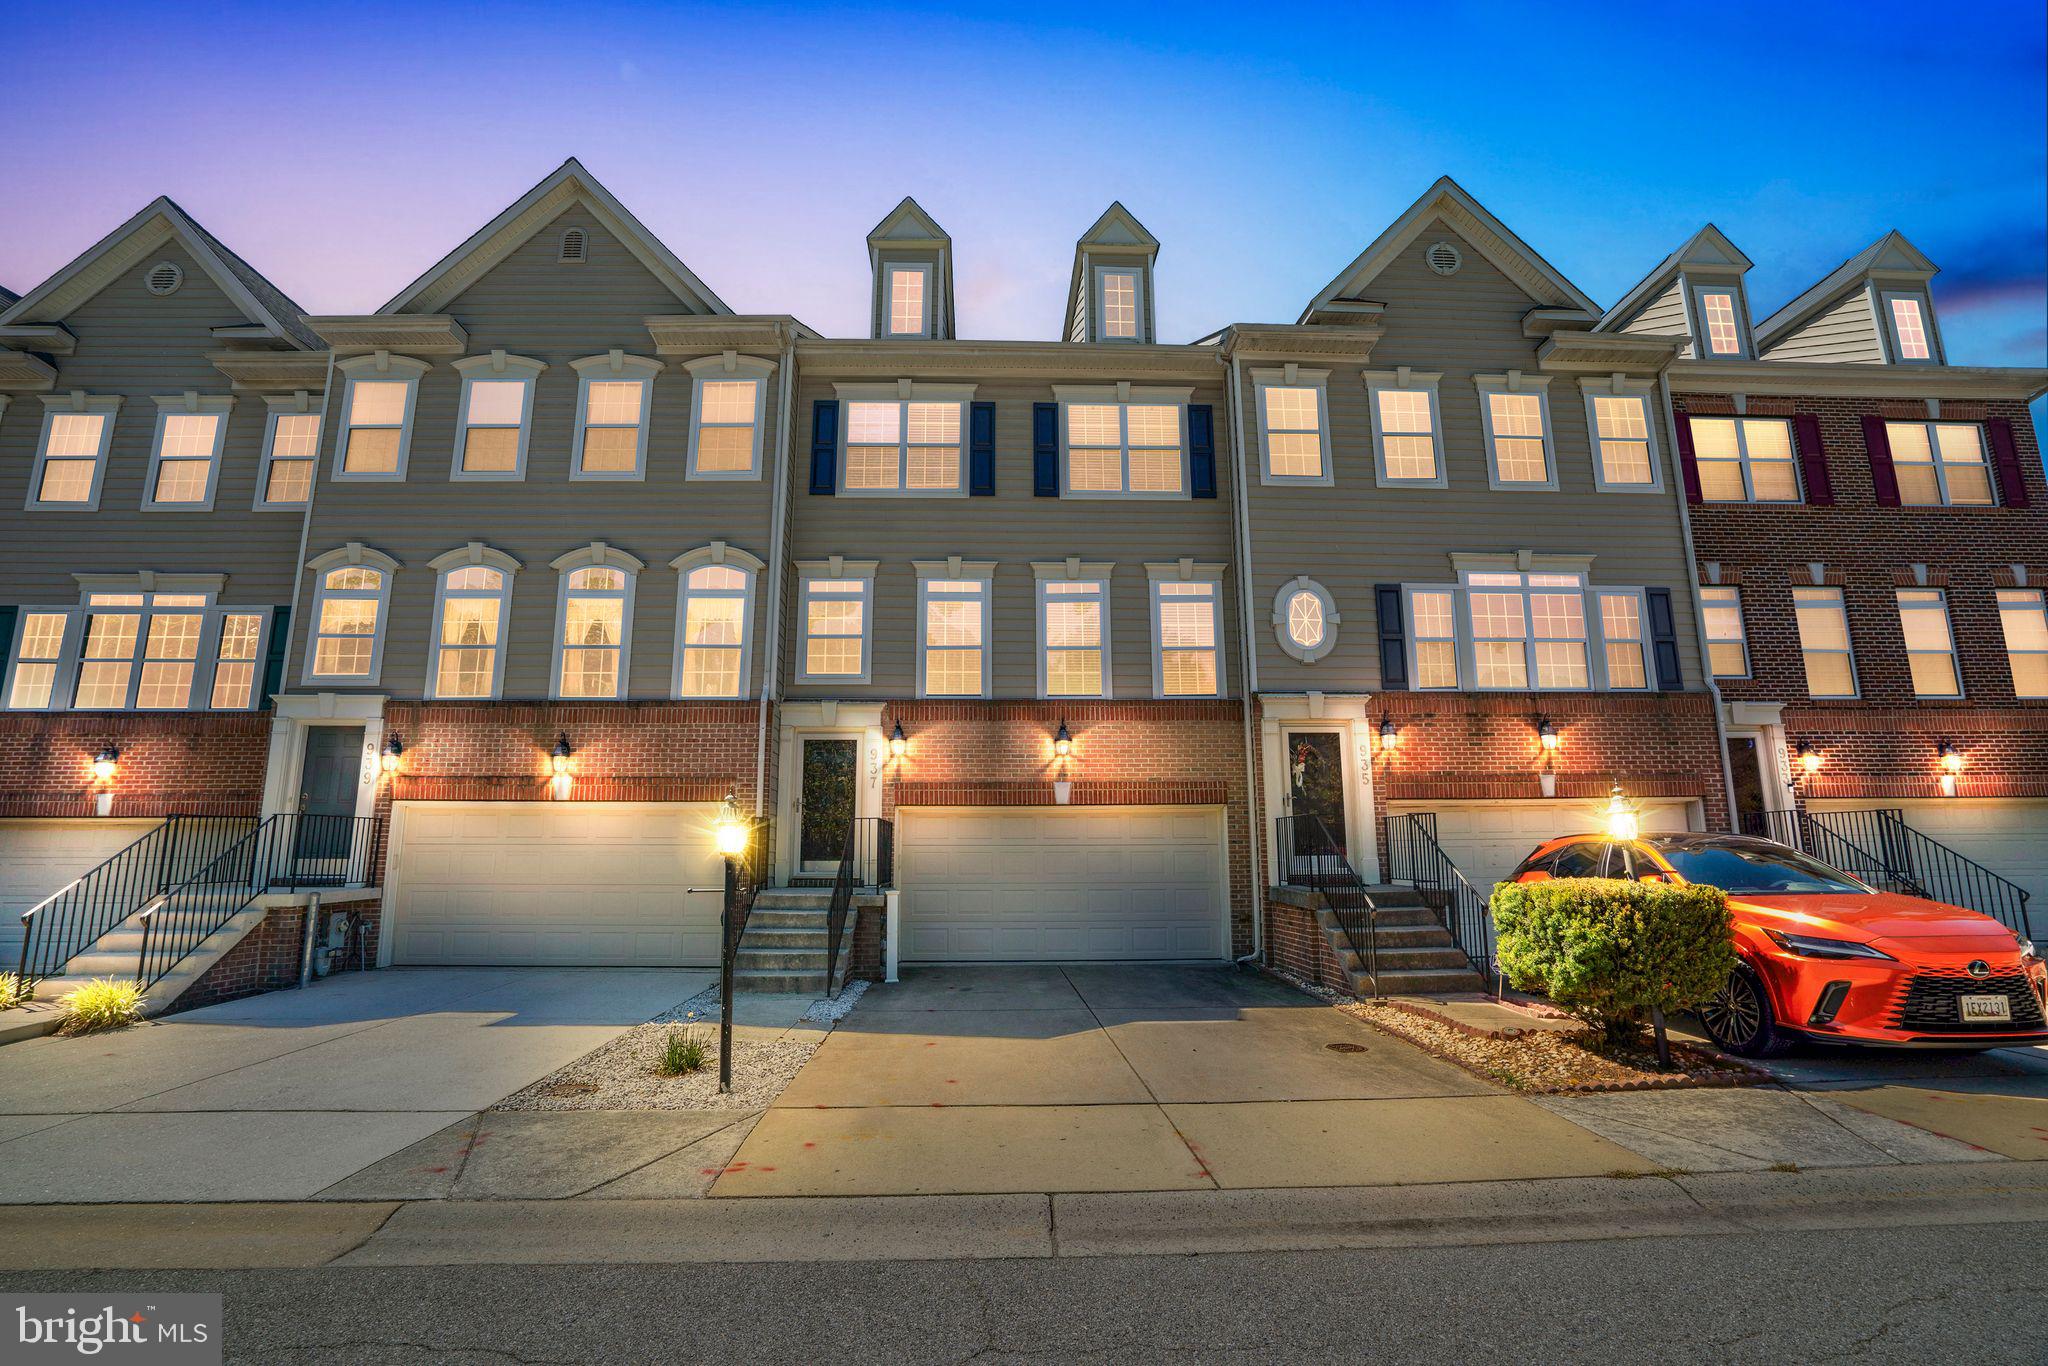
1;163;2042;1006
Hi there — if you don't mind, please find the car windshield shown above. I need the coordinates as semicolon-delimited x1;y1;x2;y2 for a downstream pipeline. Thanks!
1658;845;1869;895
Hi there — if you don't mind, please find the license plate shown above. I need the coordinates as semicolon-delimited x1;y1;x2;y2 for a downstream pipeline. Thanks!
1960;994;2012;1022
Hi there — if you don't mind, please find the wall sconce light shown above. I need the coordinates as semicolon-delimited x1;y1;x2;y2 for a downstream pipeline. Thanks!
1796;742;1821;778
92;745;120;783
549;733;574;799
1378;717;1399;752
1537;718;1559;753
1053;719;1073;760
1938;741;1963;797
889;721;907;760
1536;719;1559;796
381;733;405;776
1603;784;1641;841
713;792;749;859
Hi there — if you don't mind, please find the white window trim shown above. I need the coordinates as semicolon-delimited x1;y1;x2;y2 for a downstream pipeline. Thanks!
1793;585;1859;700
1031;560;1115;700
833;382;976;498
1363;369;1447;490
1999;588;2048;699
1897;587;1964;700
333;353;429;482
1685;279;1751;359
449;352;547;483
1091;262;1146;344
1590;587;1652;691
683;353;776;481
1885;420;1996;508
1144;560;1227;699
1473;372;1558;492
26;393;121;511
302;542;400;685
1272;576;1340;664
544;541;644;701
423;544;519;701
254;392;324;511
1876;288;1941;365
1700;585;1751;680
1252;366;1333;487
881;261;935;339
1403;568;1649;694
670;542;766;700
1578;375;1667;494
140;393;234;512
1689;414;1803;504
568;352;664;482
1053;383;1194;500
794;557;879;686
4;595;269;713
913;558;996;700
1404;584;1463;691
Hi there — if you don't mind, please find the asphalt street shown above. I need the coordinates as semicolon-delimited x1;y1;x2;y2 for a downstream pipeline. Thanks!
6;1219;2043;1363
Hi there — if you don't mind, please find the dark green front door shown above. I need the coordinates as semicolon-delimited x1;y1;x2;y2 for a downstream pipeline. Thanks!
1286;729;1348;868
798;737;859;873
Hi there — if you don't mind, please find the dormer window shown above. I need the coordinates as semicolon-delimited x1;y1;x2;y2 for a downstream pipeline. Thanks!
1884;293;1933;362
1696;290;1741;356
885;263;932;338
1096;267;1140;341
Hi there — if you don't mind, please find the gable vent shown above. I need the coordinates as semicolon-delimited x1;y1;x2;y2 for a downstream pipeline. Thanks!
1425;241;1462;276
558;229;588;263
144;261;185;296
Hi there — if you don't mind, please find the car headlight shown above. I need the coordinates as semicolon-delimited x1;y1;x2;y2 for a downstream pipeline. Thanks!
2021;939;2039;961
1764;929;1896;961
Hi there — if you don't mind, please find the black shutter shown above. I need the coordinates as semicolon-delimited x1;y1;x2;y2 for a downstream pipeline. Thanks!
0;606;17;673
1032;402;1059;497
1375;584;1408;691
969;401;996;496
809;399;839;495
260;605;291;710
1188;404;1217;498
1646;588;1682;690
1792;414;1833;506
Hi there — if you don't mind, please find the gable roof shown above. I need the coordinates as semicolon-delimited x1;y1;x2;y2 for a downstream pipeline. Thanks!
0;197;317;348
1076;201;1158;255
1595;224;1753;332
1754;230;1939;351
1300;176;1599;322
380;158;732;316
866;196;950;249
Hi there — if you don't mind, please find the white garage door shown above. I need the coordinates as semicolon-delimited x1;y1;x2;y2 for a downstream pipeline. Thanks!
1385;799;1700;903
388;802;725;966
0;820;161;968
1807;799;2048;938
899;806;1226;962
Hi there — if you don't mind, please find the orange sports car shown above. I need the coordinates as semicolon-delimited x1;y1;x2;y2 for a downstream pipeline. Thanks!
1508;832;2048;1056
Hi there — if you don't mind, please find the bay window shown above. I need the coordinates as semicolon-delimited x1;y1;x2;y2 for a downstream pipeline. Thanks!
5;588;269;712
1403;570;1656;693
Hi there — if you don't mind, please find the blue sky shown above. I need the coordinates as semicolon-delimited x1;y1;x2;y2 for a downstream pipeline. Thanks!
3;1;2043;377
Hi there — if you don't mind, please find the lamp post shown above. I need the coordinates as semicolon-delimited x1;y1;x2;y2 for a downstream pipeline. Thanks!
712;794;749;1094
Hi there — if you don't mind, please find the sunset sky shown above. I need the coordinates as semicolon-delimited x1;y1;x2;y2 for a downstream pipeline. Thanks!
4;1;2042;386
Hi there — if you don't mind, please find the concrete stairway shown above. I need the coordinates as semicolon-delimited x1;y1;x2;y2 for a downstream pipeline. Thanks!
732;889;854;995
1317;884;1486;995
30;893;274;1016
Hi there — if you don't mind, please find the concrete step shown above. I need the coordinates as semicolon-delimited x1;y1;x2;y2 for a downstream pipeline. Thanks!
733;969;829;994
1360;884;1430;908
1321;906;1441;930
1356;966;1487;995
745;908;831;929
1343;946;1475;973
741;928;832;950
1368;926;1462;950
751;890;834;910
735;947;832;972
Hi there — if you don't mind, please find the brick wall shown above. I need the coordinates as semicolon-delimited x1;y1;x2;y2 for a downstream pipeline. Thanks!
165;893;380;1014
1262;888;1349;991
879;699;1257;955
1680;392;2048;798
0;712;267;818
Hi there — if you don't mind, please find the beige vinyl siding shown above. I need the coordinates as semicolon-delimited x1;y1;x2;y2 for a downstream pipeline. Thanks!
1620;277;1692;356
784;370;1237;698
290;206;779;700
1759;286;1884;363
1242;222;1703;694
0;239;311;606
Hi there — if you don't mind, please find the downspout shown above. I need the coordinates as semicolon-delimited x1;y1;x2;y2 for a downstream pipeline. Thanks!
754;323;798;818
1659;367;1740;829
1225;342;1264;965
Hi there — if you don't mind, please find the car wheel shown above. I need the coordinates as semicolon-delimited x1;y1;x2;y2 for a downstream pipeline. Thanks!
1696;964;1788;1057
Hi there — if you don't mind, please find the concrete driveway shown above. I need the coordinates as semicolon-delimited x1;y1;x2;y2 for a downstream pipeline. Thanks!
0;968;709;1203
711;964;1656;1196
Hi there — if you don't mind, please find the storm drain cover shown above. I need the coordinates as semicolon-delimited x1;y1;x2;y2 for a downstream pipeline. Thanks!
1324;1042;1369;1054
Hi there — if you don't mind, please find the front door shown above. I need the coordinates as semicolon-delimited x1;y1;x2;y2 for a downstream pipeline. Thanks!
296;726;363;864
797;736;859;877
1283;729;1349;878
1725;735;1770;838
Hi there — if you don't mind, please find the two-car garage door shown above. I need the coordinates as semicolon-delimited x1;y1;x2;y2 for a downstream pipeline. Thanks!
387;802;726;966
898;806;1227;962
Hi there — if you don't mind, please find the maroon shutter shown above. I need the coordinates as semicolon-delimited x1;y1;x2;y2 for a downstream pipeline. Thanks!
1861;415;1900;506
1792;413;1833;505
1673;412;1702;503
1985;418;2031;508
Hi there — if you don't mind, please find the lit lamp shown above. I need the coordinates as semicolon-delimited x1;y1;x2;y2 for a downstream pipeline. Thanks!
1053;719;1073;760
712;793;749;859
1602;784;1641;841
1537;718;1559;753
1796;742;1821;780
549;733;574;800
1938;741;1963;798
381;733;404;777
91;745;119;817
1378;717;1399;753
1537;718;1559;797
889;721;907;760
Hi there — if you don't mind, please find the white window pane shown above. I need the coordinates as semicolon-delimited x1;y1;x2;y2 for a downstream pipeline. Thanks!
699;380;756;425
1160;650;1217;696
1100;271;1137;337
319;599;379;637
1794;594;1849;650
1473;641;1527;689
271;414;320;458
465;380;526;426
686;597;744;646
682;648;742;697
439;597;501;646
84;614;140;659
1895;463;1942;505
1530;593;1585;641
1906;653;1957;697
566;597;624;646
313;638;374;677
1535;641;1589;690
436;649;494;697
20;613;69;659
1411;591;1456;639
1750;460;1800;501
1945;463;1995;506
146;613;201;661
48;413;106;456
926;650;982;695
1382;434;1438;480
1047;649;1102;696
153;460;212;503
585;381;644;425
349;381;409;425
1890;298;1930;358
906;402;960;444
689;566;748;591
1698;459;1745;502
1488;392;1543;437
265;459;314;503
804;638;861;677
159;414;219;457
1265;386;1320;432
695;426;754;472
1376;389;1433;434
1068;449;1122;491
579;427;639;473
74;662;133;708
1470;593;1525;640
1692;418;1739;460
1605;642;1647;689
1129;449;1182;493
1709;641;1748;677
1701;292;1740;354
1414;640;1458;688
1286;591;1325;647
847;402;901;444
1126;405;1179;447
38;459;98;502
343;429;401;474
1267;432;1323;478
888;268;925;335
1887;422;1933;463
1068;405;1121;446
1998;591;2048;650
2010;653;2048;699
906;446;959;489
1160;600;1215;648
559;648;621;698
844;446;899;489
324;567;381;592
136;661;194;709
10;662;57;709
568;566;624;592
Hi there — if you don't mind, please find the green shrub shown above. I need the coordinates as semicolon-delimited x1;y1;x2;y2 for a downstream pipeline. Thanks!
58;978;147;1034
1492;878;1736;1046
657;1023;711;1077
0;973;26;1012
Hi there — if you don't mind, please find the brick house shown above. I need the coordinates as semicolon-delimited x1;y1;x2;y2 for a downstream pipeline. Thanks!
0;165;2041;1010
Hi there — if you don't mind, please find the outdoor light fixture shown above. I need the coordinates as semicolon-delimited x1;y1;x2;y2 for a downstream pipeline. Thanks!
1938;741;1963;797
1378;717;1399;752
1602;784;1641;841
549;733;574;799
1797;742;1821;777
381;733;404;775
1053;719;1073;760
91;745;119;783
713;793;749;858
1538;718;1559;752
889;721;907;760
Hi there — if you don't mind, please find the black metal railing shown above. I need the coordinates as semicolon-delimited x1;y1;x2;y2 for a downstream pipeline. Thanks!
1384;812;1496;982
134;814;384;989
18;815;256;982
1274;813;1379;992
1739;807;2031;936
822;817;894;994
717;816;776;1093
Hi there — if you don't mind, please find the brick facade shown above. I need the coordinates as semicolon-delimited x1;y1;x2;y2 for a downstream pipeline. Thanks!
1679;392;2048;802
0;711;267;818
169;893;382;1015
1262;887;1349;991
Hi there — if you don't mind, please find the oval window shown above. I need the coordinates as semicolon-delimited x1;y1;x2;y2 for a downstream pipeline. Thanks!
1287;590;1325;648
1273;578;1339;663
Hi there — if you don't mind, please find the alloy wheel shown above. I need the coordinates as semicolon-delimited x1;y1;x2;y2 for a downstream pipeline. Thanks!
1698;971;1762;1050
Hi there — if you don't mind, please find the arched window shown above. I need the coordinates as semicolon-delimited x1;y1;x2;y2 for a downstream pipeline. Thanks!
550;543;644;699
671;544;764;698
426;545;519;699
304;544;401;684
1272;577;1339;664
